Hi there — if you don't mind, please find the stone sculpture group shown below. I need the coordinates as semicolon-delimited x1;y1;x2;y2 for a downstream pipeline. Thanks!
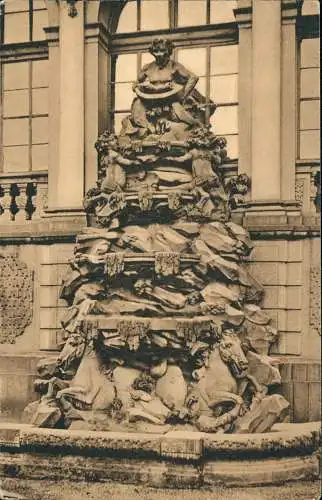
25;38;289;434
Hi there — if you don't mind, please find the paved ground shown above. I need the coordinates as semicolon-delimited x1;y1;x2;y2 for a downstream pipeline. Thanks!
0;479;320;500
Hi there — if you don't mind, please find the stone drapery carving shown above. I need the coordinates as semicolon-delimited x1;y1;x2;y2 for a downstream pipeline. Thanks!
26;38;288;435
0;253;33;343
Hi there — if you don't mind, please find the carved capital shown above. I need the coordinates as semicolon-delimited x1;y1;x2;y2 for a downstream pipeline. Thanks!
67;0;78;18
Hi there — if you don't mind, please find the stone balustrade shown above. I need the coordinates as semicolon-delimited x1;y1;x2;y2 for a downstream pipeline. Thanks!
0;173;48;223
0;164;319;226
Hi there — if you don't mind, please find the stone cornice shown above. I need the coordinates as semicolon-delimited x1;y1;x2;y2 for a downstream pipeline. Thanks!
281;0;301;24
0;41;48;61
44;25;60;44
233;4;252;30
0;217;319;244
84;21;112;49
110;23;238;53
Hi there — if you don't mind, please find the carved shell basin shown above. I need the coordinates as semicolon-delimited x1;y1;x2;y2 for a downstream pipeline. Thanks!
104;252;199;278
135;82;183;101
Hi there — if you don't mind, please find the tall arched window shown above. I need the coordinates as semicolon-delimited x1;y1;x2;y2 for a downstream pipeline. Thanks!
111;0;239;160
0;0;49;173
298;0;320;159
116;0;237;32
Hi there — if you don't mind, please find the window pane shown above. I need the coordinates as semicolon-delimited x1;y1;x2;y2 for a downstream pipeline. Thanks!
3;62;29;90
210;0;237;24
3;90;29;117
210;75;238;103
5;0;29;12
141;0;169;30
178;0;207;27
195;76;206;96
32;144;48;171
115;83;134;110
177;48;207;76
3;146;30;173
33;0;47;9
211;45;238;75
32;88;48;115
32;9;48;41
300;100;320;130
32;60;49;88
3;118;29;146
210;105;238;134
300;68;320;98
225;134;238;159
4;12;29;43
301;0;320;15
301;39;320;68
117;1;137;33
300;130;320;159
32;116;48;144
114;113;129;134
116;54;137;82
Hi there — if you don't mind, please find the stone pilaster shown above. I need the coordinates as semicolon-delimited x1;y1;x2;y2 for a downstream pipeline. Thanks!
55;0;85;210
45;26;60;210
84;21;111;193
281;0;300;201
234;0;252;180
251;0;282;201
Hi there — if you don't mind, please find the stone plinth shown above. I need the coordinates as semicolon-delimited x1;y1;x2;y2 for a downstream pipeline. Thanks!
0;422;319;487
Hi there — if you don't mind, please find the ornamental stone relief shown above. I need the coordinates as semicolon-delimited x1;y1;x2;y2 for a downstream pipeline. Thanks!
0;253;33;344
294;179;305;206
309;266;320;335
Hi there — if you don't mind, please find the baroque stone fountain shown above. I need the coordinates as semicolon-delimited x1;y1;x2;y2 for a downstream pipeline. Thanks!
26;38;290;436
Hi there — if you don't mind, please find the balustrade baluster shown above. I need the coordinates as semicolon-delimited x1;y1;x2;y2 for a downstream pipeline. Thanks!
0;184;15;221
0;176;48;224
33;182;48;219
25;183;37;220
13;183;28;222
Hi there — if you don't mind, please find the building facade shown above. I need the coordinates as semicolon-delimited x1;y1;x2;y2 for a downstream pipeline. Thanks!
0;0;320;422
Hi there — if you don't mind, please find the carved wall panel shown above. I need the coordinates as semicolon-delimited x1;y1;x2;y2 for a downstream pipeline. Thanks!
0;254;33;344
295;178;305;205
309;266;320;335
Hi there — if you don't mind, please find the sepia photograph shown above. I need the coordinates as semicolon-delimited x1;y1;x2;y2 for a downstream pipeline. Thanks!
0;0;320;499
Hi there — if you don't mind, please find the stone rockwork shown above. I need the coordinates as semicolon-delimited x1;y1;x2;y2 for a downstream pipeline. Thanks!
24;37;289;435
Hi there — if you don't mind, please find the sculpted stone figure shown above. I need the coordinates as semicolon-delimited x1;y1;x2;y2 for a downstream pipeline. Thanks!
26;37;289;435
120;38;211;142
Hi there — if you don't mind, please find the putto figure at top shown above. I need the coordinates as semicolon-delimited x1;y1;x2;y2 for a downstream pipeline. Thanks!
120;38;215;142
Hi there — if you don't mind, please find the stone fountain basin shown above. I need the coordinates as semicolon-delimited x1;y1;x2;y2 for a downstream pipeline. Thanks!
0;422;319;487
